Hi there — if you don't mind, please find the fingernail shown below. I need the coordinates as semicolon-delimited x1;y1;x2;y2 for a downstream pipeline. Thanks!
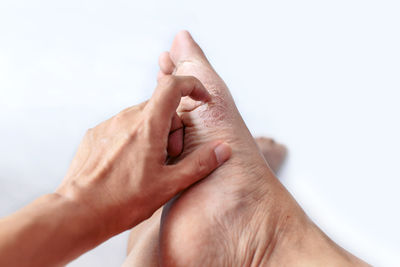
214;142;231;165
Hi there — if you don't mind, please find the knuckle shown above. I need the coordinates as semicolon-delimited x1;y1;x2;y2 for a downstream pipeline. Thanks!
115;104;141;122
184;75;199;87
158;75;177;88
187;75;198;83
84;127;94;140
196;156;209;175
112;108;140;131
115;109;129;121
109;114;125;131
113;113;123;124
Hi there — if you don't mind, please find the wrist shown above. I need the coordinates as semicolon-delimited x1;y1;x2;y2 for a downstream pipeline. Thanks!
0;193;106;266
37;193;106;264
43;192;106;245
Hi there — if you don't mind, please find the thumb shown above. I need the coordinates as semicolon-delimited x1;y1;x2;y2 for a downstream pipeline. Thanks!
168;141;231;192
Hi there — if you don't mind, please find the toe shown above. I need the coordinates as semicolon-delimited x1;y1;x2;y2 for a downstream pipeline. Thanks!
170;30;209;66
159;51;175;74
255;137;274;154
255;137;287;174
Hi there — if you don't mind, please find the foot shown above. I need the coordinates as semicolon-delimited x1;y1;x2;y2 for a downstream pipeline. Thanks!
158;30;300;267
124;137;286;266
255;137;287;174
125;31;368;267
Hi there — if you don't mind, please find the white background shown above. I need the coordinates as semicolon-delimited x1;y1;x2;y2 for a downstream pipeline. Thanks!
0;1;399;266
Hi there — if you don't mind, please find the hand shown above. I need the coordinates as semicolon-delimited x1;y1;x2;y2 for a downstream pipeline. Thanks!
56;75;231;237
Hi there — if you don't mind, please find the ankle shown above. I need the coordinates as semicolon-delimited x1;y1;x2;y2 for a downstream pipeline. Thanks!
268;216;370;267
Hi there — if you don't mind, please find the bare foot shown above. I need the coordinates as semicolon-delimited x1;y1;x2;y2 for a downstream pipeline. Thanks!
125;31;368;267
124;137;287;266
255;137;287;174
157;30;298;267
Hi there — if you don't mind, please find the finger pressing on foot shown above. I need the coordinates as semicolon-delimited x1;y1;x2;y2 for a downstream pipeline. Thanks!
167;112;184;158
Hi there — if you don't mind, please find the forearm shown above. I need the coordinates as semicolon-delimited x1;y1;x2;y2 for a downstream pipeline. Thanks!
0;75;229;266
0;193;104;267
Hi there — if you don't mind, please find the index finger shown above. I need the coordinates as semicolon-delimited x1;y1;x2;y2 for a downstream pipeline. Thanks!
144;75;211;136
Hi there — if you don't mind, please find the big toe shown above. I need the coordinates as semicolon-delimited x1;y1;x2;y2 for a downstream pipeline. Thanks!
170;30;209;66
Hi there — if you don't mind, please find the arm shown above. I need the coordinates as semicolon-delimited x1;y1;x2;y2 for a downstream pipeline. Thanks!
0;194;101;266
0;76;231;266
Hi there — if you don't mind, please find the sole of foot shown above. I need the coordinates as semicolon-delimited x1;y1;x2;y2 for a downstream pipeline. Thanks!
158;30;302;267
124;137;287;266
125;31;369;267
